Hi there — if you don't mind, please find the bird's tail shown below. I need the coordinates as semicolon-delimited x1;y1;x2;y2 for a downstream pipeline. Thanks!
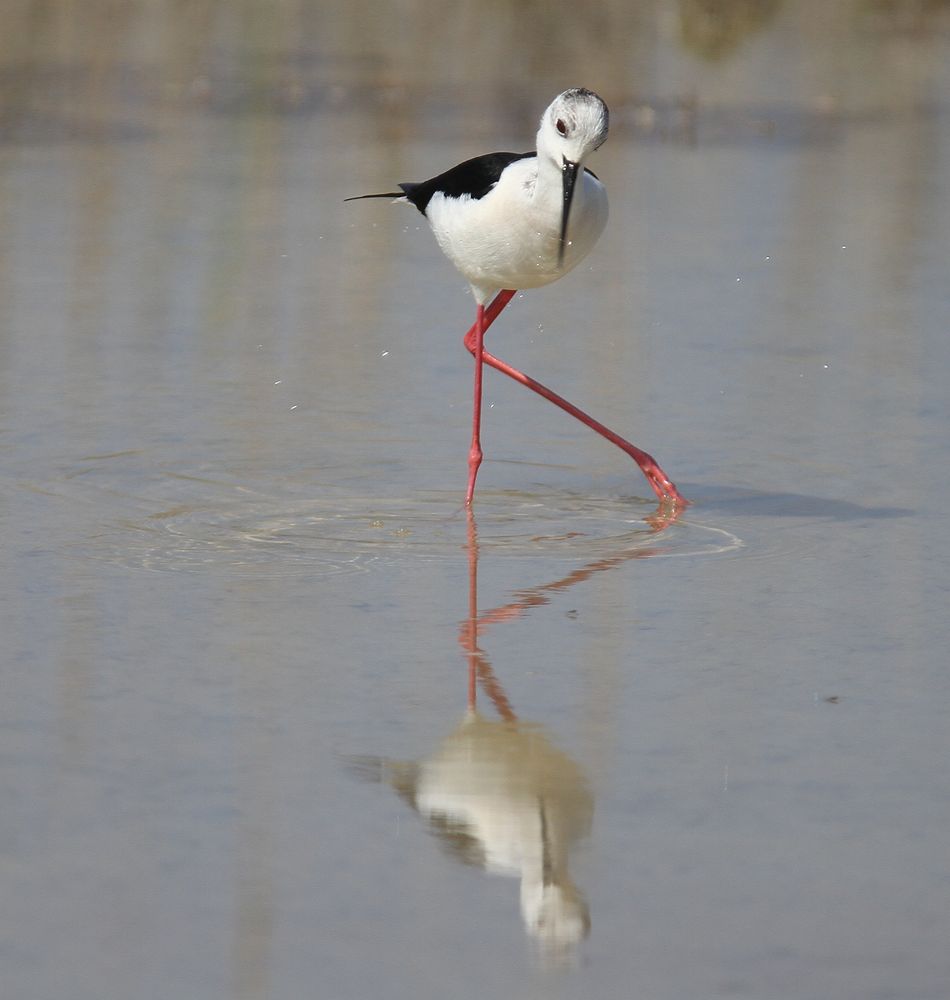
343;191;405;202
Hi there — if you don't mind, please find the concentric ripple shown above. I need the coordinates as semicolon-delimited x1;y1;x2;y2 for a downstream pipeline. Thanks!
101;488;742;575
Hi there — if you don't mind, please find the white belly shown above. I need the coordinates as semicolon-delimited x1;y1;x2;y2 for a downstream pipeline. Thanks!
425;161;608;302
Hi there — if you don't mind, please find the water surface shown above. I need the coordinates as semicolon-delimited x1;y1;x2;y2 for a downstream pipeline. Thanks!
3;3;950;998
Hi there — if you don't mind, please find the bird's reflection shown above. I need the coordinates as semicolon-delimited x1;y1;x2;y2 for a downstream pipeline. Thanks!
351;509;668;953
357;707;594;949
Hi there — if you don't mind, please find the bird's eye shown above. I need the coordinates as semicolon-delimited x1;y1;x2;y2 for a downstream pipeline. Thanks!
556;118;568;136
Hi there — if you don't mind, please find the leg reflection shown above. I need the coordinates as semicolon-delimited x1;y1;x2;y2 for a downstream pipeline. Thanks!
351;507;668;952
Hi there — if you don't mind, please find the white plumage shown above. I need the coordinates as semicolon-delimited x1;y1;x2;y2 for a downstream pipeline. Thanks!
346;89;686;508
423;90;609;303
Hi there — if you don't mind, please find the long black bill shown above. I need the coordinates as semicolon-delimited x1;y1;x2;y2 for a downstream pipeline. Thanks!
559;157;580;267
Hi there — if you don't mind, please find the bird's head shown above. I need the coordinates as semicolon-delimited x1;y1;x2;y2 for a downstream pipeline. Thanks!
542;88;609;164
538;89;609;266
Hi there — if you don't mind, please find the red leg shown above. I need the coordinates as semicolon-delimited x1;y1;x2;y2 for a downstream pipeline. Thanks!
462;290;686;506
464;303;487;506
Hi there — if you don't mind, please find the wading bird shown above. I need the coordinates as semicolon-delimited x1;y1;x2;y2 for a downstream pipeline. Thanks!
347;88;684;507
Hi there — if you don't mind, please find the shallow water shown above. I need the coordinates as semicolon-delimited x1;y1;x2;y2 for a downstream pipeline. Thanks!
3;2;950;998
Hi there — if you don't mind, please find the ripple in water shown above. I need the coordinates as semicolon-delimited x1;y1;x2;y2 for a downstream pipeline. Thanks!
101;489;742;575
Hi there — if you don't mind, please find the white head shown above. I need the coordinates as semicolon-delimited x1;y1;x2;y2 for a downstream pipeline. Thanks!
538;88;609;166
536;89;609;265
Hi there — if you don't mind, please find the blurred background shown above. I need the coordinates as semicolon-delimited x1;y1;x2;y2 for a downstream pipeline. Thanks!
2;2;950;999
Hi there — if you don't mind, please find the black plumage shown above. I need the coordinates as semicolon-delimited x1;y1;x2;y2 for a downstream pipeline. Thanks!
344;151;531;215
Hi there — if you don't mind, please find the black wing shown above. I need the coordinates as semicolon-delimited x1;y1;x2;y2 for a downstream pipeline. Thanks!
346;152;599;214
399;151;533;214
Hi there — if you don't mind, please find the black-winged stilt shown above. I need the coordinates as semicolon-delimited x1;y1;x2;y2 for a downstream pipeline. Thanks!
347;88;685;507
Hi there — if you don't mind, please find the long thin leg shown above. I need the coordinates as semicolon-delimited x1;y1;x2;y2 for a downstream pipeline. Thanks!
464;303;487;506
462;290;686;506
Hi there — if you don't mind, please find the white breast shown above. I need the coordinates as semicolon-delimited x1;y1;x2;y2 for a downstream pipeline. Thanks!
425;158;608;303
